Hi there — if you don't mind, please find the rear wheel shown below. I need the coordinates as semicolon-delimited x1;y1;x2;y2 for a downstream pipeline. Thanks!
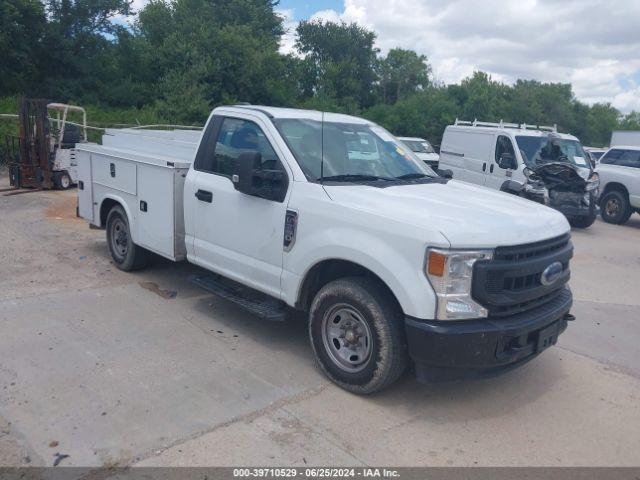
106;205;149;271
600;190;632;224
309;277;408;394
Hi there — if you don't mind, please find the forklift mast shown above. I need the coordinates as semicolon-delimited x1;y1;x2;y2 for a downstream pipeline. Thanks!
9;97;54;189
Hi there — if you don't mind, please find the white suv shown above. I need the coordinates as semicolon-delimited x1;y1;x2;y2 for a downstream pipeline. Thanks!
397;136;439;169
596;146;640;224
438;120;599;228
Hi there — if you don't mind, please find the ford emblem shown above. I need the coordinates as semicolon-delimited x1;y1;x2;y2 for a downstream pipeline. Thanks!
541;261;563;286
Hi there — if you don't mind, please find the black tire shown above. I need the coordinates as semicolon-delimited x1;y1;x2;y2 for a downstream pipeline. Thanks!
106;205;149;271
52;171;72;190
569;215;596;229
600;190;632;224
309;277;408;394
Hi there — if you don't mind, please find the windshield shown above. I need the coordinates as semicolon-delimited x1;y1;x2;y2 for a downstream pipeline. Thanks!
515;135;590;169
274;118;436;181
402;139;435;154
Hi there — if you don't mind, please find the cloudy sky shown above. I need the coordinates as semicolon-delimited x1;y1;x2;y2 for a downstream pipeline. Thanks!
277;0;640;112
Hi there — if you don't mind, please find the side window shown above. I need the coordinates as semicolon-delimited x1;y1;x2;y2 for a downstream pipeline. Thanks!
617;150;640;168
200;117;282;176
600;149;624;165
495;135;516;163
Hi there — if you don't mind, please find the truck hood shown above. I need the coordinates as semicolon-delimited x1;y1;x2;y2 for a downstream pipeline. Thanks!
324;180;570;248
531;162;591;192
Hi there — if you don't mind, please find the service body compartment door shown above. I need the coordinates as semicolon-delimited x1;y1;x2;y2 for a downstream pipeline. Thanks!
76;149;94;222
137;163;177;259
92;155;137;195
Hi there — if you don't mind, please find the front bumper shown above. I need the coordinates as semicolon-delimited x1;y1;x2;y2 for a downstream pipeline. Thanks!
405;287;573;382
524;188;599;219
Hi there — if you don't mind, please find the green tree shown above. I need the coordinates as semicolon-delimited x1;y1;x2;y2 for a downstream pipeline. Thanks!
377;48;431;104
619;111;640;130
295;20;378;111
136;0;293;121
34;0;133;101
0;0;47;94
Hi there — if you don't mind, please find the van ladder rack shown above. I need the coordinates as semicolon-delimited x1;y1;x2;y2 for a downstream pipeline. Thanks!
454;118;557;133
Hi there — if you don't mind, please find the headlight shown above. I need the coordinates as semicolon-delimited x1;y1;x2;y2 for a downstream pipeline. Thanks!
426;248;493;320
586;172;599;191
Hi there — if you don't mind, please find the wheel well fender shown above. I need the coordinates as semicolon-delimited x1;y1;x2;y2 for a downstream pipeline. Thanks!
601;181;629;198
98;196;137;242
295;259;403;314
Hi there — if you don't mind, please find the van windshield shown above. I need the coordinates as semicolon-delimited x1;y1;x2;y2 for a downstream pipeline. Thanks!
402;139;435;154
515;135;590;169
274;118;436;182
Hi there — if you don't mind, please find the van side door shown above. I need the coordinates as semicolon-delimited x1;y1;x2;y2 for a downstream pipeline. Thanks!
439;129;488;185
185;113;291;298
486;134;518;190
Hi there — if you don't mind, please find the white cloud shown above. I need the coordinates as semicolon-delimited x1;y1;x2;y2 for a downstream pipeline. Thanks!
276;8;298;54
297;0;640;112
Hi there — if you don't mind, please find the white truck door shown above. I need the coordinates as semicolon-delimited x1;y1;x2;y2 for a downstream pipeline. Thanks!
485;134;518;190
187;115;290;298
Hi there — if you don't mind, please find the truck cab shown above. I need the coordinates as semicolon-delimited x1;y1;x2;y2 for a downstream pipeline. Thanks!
77;106;575;394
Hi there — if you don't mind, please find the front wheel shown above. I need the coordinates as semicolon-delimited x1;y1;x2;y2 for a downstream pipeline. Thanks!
106;205;149;271
569;215;596;229
600;190;632;224
53;171;72;190
309;277;408;394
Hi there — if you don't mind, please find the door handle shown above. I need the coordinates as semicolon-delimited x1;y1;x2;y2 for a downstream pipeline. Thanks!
490;164;494;173
482;162;487;172
195;189;213;203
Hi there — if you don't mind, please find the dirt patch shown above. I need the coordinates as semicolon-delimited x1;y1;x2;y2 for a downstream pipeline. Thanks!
139;282;177;299
45;192;83;223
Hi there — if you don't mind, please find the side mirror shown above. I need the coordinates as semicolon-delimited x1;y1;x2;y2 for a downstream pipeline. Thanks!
498;153;516;170
233;151;287;202
233;151;261;195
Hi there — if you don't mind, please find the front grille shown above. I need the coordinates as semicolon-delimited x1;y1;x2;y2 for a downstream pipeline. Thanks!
473;234;573;317
493;233;570;262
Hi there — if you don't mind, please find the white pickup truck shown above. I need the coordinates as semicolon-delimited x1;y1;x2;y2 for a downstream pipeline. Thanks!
595;145;640;224
76;105;575;393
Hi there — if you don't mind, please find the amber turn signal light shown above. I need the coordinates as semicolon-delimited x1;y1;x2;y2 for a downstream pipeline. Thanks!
428;251;446;277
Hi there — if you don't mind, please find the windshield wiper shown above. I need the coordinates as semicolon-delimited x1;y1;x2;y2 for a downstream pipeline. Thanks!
320;174;394;182
395;173;430;180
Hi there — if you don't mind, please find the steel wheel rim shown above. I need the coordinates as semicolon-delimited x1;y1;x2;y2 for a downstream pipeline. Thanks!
605;198;620;217
111;218;129;260
61;175;70;189
321;303;373;373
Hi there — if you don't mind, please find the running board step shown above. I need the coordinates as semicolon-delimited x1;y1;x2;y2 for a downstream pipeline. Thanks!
191;274;287;321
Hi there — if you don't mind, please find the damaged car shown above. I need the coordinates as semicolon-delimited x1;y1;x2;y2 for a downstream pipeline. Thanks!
439;120;599;228
515;134;599;228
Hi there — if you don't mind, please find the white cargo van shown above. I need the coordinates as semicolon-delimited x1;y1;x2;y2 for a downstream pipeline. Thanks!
439;120;600;228
76;106;575;393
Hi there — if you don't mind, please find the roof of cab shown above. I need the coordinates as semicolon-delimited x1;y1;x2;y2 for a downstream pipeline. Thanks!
214;105;373;125
606;145;640;151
